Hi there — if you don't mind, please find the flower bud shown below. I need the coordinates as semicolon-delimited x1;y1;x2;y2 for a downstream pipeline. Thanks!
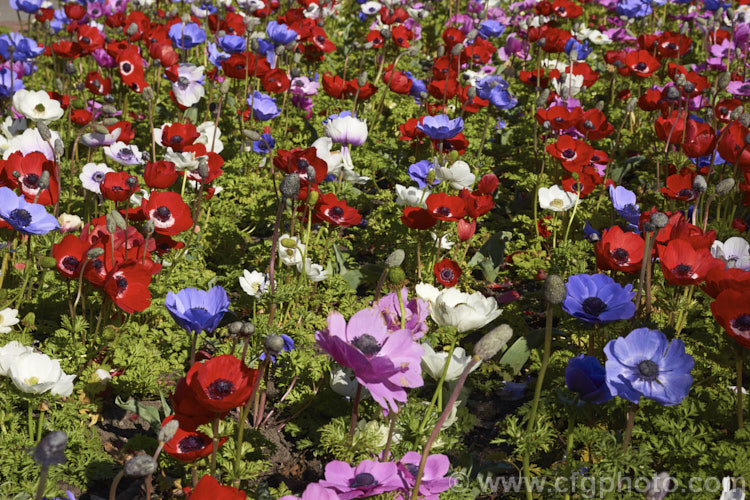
126;22;139;36
102;117;119;126
243;129;262;141
41;256;58;269
379;28;391;40
473;324;513;361
197;162;209;179
451;43;464;57
124;454;157;478
64;61;76;75
11;170;20;178
745;132;750;145
730;107;744;121
387;266;406;285
357;71;368;87
220;79;231;94
650;212;669;229
240;321;255;337
126;176;138;189
692;174;707;193
105;213;118;234
264;335;285;356
274;44;285;56
425;170;437;185
158;419;179;443
642;221;655;233
544;274;566;304
665;86;681;100
385;249;405;268
466;29;479;41
87;247;104;259
447;150;460;163
279;173;301;199
37;121;51;141
457;218;476;242
36;170;50;190
32;431;67;467
144;219;155;236
228;321;244;336
595;100;606;112
715;178;735;195
683;82;695;94
740;113;750;128
306;190;319;206
280;238;297;249
535;89;550;108
466;86;477;99
436;46;445;57
675;74;686;87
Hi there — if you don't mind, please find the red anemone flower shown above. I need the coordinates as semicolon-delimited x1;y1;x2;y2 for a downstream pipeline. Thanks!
143;191;193;236
190;475;247;500
103;260;152;313
426;193;466;222
595;225;645;274
434;258;462;287
660;238;723;285
322;73;346;98
459;189;494;218
162;415;228;462
546;135;594;172
702;267;750;299
84;71;112;95
144;161;179;189
660;169;697;201
712;289;750;348
162;123;200;151
51;234;89;279
261;68;291;94
101;171;138;203
314;193;362;227
0;151;59;205
186;354;259;413
401;207;437;230
624;50;660;78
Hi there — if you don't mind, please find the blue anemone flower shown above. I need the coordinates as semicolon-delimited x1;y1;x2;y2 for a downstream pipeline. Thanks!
165;286;230;334
562;273;636;324
0;187;59;235
10;0;42;14
253;133;276;154
266;21;298;45
0;68;24;98
604;328;694;406
168;22;207;50
218;34;246;54
0;33;44;62
608;185;641;225
565;355;613;404
259;334;295;363
407;160;440;189
416;114;464;140
248;91;280;121
478;20;505;38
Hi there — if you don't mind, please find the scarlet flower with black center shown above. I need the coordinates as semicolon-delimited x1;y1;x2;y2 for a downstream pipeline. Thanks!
654;211;716;253
190;475;247;500
171;377;218;431
624;50;660;78
314;193;362;227
84;71;112;96
273;147;327;184
519;69;549;88
459;189;494;219
186;354;258;413
345;79;378;100
103;260;152;313
718;121;750;170
101;172;138;203
595;225;645;274
154;234;185;255
551;0;582;18
261;68;291;94
143;191;193;236
76;24;105;54
660;238;723;286
426;193;466;222
161;415;228;462
144;161;178;189
379;6;409;24
398;117;426;141
428;78;459;101
401;207;437;230
221;53;270;80
51;234;90;279
123;10;150;41
561;169;598;198
431;133;469;155
432;56;459;81
162;123;199;152
0;151;59;206
309;27;336;53
536;106;583;130
322;73;346;99
64;2;86;20
108;121;135;144
712;289;750;348
51;41;82;59
715;99;743;123
442;27;465;49
546;135;595;172
681;120;716;158
383;67;412;95
149;42;180;68
656;31;692;58
638;88;664;112
660;168;697;201
70;109;92;126
702;267;750;299
391;25;413;48
576;108;614;140
117;46;149;93
434;258;462;287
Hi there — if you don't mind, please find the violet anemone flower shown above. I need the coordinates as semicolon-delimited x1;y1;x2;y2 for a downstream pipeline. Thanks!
562;273;636;323
248;91;280;121
0;186;59;235
165;286;230;334
172;64;205;108
315;307;423;413
609;185;641;225
217;34;245;54
104;141;144;166
278;483;339;500
0;68;23;99
323;111;368;171
318;460;403;499
604;328;694;406
565;355;613;404
397;452;456;498
267;20;298;45
377;288;429;338
417;114;464;140
168;22;207;50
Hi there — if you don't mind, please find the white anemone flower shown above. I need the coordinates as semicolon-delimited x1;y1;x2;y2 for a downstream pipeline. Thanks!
421;343;482;382
711;237;750;271
12;90;64;123
164;148;200;171
435;160;475;190
58;213;83;233
196;121;224;154
278;234;305;267
539;185;579;212
172;64;206;108
104;141;144;166
297;259;328;282
417;284;502;333
79;163;114;194
551;73;585;99
239;269;272;296
324;114;368;169
430;232;454;250
312;137;343;175
395;184;429;208
3;127;61;160
330;366;371;400
0;340;32;376
0;307;20;333
720;477;745;500
9;351;76;397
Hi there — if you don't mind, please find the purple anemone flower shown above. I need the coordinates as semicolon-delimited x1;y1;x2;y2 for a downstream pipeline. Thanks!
0;68;24;99
319;460;403;499
565;355;613;404
407;160;440;189
248;91;280;121
727;80;750;98
397;452;456;498
315;307;423;413
377;288;429;338
608;185;641;225
218;34;246;54
478;19;505;38
562;273;636;324
278;483;339;500
9;0;42;14
416;114;464;140
0;186;59;235
165;286;230;334
267;20;298;45
604;328;694;406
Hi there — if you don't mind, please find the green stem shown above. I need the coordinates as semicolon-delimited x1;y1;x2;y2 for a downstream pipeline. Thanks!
418;339;457;434
209;416;220;476
28;404;34;440
34;465;49;500
36;408;45;443
737;345;745;431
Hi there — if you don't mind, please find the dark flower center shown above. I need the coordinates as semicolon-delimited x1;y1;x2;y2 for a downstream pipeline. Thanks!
351;334;381;357
206;378;236;400
562;148;575;159
634;62;647;71
118;148;133;159
677;188;694;198
404;463;418;476
732;313;750;332
666;42;677;50
62;256;79;272
154;206;171;222
637;359;659;380
329;206;344;220
350;472;377;488
9;208;32;227
121;62;132;73
436;206;451;217
611;248;630;264
740;84;750;93
170;135;183;144
582;297;607;317
440;268;455;282
671;263;693;277
22;173;39;188
93;172;106;182
178;435;206;453
115;276;127;291
81;36;91;44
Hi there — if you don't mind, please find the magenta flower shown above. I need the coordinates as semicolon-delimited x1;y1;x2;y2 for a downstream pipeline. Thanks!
278;483;339;500
377;288;429;338
319;460;403;499
315;307;423;413
396;452;456;499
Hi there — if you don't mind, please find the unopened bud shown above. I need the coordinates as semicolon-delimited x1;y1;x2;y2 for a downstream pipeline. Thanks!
123;454;157;478
37;170;50;189
466;86;477;99
466;29;479;41
264;335;285;356
101;104;118;116
64;61;76;75
642;221;655;233
683;82;695;94
87;247;104;259
385;249;405;268
71;98;86;109
675;74;686;87
290;67;301;78
544;274;566;304
379;28;391;39
11;170;20;178
279;173;301;199
624;98;636;114
665;86;681;100
102;117;119;126
240;321;255;336
32;431;67;467
274;44;285;55
740;113;750;128
180;12;190;23
692;174;707;193
126;23;139;36
536;89;550;108
54;139;64;158
220;79;231;95
650;212;669;229
125;176;138;189
158;420;179;443
437;46;445;57
228;321;244;336
243;129;262;141
37;121;51;141
715;178;735;195
357;71;368;87
197;162;209;179
474;324;513;361
144;220;155;236
94;124;110;135
595;100;605;112
387;266;406;285
280;238;297;249
451;43;464;57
